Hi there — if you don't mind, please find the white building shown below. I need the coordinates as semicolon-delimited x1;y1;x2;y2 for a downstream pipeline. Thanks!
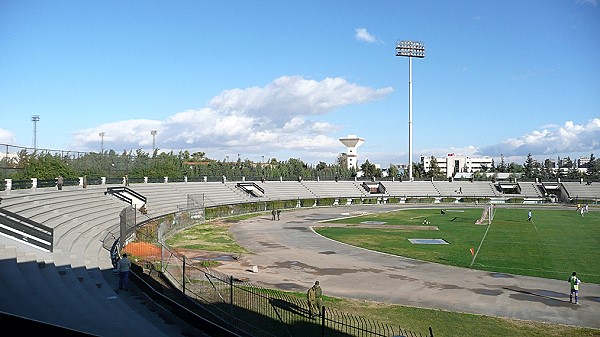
420;153;493;178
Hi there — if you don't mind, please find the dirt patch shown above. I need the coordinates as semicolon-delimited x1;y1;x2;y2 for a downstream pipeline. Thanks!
173;248;240;262
123;241;162;258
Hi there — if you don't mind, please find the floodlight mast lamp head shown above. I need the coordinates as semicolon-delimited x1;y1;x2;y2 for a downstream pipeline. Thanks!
395;40;425;58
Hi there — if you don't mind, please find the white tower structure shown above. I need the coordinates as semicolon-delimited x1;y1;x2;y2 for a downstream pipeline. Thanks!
339;135;365;170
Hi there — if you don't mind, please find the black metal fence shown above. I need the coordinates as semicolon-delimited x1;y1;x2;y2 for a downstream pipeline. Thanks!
114;211;433;337
162;248;432;337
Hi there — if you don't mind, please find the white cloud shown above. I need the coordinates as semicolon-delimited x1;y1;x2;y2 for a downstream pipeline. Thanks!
576;0;597;6
477;118;600;157
69;76;393;163
410;119;600;166
420;145;481;159
0;128;17;144
354;28;381;44
71;119;162;150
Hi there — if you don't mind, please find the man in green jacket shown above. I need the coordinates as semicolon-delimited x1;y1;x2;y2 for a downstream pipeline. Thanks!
307;281;323;318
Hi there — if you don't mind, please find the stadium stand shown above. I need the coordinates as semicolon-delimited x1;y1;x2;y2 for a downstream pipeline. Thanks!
381;180;439;197
431;181;499;198
517;182;544;198
0;184;211;336
0;177;598;335
256;180;316;200
561;181;600;200
300;180;367;199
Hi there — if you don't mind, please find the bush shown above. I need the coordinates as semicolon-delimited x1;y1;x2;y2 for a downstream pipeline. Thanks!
300;198;315;207
317;198;336;206
406;197;435;203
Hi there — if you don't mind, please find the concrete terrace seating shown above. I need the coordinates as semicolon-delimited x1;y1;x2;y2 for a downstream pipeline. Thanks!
517;182;543;198
381;180;440;197
256;180;316;200
300;180;367;198
0;246;189;336
561;182;600;200
432;181;464;197
432;181;499;198
124;183;187;216
128;182;264;217
0;186;198;336
197;182;262;206
1;187;128;267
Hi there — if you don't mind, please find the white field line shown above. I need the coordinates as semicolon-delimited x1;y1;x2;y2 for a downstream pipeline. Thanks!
470;221;491;268
531;219;539;233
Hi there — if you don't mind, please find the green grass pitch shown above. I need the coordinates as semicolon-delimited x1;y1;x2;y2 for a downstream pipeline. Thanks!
317;206;600;284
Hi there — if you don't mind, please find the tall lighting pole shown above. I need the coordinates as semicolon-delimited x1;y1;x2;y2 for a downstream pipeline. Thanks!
151;130;157;153
99;132;105;153
396;40;425;181
31;115;40;151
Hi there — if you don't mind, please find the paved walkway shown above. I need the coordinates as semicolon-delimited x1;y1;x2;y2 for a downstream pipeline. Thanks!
215;204;600;329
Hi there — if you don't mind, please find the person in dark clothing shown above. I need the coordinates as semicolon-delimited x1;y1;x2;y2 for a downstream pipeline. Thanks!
117;253;132;291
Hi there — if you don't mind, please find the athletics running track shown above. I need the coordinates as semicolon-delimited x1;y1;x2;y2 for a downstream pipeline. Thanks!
214;204;600;329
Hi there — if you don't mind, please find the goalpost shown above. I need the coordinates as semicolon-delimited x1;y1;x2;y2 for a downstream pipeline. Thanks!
475;203;494;225
470;203;495;267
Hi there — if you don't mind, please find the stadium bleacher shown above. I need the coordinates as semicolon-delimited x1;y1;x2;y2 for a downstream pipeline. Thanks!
0;178;598;335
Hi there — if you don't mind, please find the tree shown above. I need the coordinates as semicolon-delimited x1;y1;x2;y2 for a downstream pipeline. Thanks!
286;158;309;178
13;151;75;180
316;161;327;172
191;151;206;161
426;156;444;179
412;162;426;179
507;162;524;174
586;153;599;179
360;160;377;179
497;154;507;173
523;153;542;179
542;158;555;179
387;164;399;179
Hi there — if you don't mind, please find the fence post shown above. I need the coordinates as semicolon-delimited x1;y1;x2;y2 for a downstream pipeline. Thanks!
182;256;186;294
429;326;434;337
320;305;325;337
229;275;234;327
159;236;164;273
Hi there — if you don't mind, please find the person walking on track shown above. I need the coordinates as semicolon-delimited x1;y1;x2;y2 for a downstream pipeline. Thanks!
569;271;581;304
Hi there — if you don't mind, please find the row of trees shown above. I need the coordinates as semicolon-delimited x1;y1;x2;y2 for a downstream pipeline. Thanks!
1;147;599;181
410;153;600;181
0;148;357;181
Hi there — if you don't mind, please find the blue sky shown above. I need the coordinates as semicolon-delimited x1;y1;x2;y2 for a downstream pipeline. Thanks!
1;1;599;166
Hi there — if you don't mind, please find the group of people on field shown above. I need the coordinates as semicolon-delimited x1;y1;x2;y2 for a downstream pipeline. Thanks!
576;203;589;217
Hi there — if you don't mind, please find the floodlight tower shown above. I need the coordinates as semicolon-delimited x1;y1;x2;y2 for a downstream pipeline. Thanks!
339;135;365;170
151;130;157;153
99;132;105;153
396;40;425;181
31;115;40;151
